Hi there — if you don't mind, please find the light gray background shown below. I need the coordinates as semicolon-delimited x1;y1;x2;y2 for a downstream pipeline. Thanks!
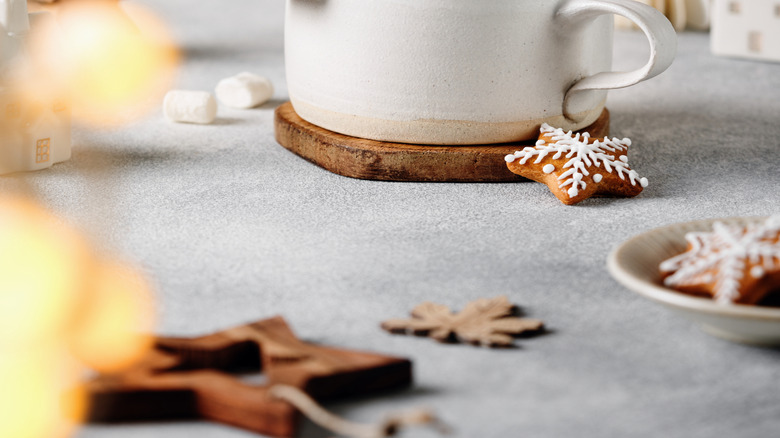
5;1;779;437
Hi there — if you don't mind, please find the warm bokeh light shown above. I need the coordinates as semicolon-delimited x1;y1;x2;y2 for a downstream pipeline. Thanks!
69;260;154;373
0;196;90;345
0;196;155;438
0;351;84;438
26;0;179;126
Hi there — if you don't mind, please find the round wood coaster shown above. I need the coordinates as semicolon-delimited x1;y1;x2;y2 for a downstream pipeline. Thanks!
274;102;610;182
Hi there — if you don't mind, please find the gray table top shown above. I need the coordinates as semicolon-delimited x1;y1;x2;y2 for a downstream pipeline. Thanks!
7;1;779;437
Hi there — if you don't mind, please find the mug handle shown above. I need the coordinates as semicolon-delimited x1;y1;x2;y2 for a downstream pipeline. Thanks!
556;0;677;121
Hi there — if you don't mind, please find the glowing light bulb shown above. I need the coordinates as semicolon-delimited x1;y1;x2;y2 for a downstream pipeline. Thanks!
0;196;155;437
27;0;179;126
0;196;90;344
69;261;155;373
0;350;84;438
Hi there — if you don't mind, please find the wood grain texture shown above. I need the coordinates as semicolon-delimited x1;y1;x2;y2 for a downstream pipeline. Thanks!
85;317;412;438
274;102;610;182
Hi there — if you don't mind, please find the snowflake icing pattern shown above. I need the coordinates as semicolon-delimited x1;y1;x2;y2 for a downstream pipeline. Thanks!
661;216;780;304
505;124;648;199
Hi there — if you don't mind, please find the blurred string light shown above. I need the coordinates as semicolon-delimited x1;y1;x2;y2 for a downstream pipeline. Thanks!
25;0;179;126
0;195;155;437
0;2;174;435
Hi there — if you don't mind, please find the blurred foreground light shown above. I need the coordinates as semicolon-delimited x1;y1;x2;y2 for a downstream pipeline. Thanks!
0;196;90;345
0;196;155;437
69;261;154;373
27;0;179;126
0;351;84;438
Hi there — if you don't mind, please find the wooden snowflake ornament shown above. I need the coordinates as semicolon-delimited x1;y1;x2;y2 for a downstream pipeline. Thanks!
660;216;780;305
381;296;544;348
505;124;649;205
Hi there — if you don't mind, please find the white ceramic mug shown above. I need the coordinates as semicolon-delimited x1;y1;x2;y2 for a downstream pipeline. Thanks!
285;0;676;145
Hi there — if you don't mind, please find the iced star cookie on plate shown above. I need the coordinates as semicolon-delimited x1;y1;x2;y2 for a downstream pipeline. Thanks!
608;216;780;345
660;216;780;306
505;124;648;205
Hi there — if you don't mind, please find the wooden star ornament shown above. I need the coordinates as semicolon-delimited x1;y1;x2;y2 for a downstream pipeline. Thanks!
505;124;649;205
381;296;544;348
84;317;412;437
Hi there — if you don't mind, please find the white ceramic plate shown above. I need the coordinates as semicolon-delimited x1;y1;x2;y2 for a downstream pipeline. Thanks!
607;216;780;346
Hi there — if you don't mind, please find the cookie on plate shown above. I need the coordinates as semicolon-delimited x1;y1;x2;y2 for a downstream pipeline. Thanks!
660;216;780;305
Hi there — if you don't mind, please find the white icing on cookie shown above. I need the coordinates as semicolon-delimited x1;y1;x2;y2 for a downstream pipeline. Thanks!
543;164;555;174
751;266;765;278
661;216;780;304
510;124;647;198
593;174;603;183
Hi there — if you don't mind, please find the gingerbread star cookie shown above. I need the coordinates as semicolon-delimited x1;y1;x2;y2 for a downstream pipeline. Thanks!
505;124;648;205
660;216;780;305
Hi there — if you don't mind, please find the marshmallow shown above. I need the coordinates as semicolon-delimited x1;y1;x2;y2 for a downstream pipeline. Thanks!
215;72;273;109
163;90;217;124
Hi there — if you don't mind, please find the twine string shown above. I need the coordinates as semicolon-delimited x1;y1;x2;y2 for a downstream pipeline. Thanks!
269;384;450;438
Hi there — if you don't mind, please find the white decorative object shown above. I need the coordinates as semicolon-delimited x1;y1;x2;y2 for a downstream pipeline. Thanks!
711;0;780;62
163;90;217;124
285;0;676;145
0;0;71;175
215;72;273;109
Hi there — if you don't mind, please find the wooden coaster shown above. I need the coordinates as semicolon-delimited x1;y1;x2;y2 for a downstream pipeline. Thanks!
274;102;610;182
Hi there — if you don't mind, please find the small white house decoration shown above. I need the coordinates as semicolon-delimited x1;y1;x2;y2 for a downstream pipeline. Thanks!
0;0;71;175
711;0;780;62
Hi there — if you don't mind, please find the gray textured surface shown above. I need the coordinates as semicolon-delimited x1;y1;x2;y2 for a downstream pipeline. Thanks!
5;1;780;437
